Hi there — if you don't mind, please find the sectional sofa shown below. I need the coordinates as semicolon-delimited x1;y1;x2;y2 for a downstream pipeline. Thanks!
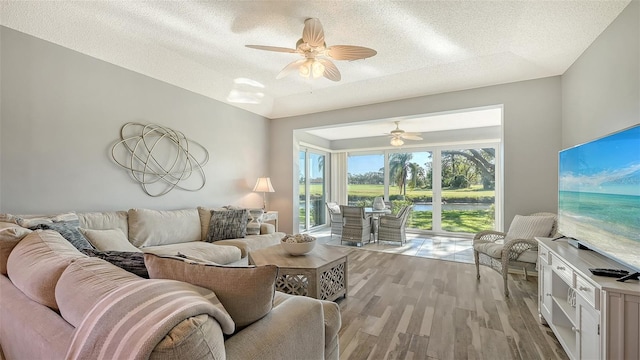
0;207;342;359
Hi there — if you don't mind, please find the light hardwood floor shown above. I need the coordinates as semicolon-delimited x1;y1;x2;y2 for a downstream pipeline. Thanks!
333;248;568;360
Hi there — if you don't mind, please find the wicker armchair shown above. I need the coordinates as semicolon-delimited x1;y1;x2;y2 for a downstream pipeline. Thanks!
325;202;343;239
377;205;412;245
473;212;557;297
339;205;372;246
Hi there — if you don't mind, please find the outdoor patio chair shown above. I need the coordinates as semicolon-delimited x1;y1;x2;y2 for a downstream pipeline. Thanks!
377;205;413;245
339;205;372;246
473;212;558;297
325;202;343;239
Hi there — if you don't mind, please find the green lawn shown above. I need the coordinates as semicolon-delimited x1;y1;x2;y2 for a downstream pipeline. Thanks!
302;183;494;201
407;210;494;232
300;183;495;233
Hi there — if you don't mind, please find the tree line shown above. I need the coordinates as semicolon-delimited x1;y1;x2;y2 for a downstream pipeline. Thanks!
348;149;495;194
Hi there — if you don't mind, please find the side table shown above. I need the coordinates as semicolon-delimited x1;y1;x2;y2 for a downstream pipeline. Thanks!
248;244;348;302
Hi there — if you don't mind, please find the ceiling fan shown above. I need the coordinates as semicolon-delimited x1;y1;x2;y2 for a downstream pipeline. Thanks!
245;18;377;81
388;121;423;147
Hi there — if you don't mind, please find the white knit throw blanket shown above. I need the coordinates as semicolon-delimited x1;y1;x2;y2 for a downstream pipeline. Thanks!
65;279;235;360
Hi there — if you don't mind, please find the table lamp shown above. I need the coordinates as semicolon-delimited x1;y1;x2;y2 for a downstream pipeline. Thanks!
253;177;275;209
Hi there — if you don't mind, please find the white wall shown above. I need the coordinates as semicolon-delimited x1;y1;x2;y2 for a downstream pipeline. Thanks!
562;0;639;147
271;77;563;233
0;27;270;213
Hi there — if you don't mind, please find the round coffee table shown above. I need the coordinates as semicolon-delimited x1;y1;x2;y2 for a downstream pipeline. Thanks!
248;244;349;302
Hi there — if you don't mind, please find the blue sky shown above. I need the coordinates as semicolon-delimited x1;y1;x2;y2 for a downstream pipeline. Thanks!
559;125;640;195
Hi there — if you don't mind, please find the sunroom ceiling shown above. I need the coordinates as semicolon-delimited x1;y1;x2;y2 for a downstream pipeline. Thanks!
306;107;503;141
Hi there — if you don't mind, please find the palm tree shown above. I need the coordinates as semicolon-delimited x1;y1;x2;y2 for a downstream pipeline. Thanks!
389;153;422;196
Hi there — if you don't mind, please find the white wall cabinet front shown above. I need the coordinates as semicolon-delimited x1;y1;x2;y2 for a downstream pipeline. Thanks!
537;238;640;360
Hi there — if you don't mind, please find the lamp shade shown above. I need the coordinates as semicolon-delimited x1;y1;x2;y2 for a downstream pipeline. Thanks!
253;177;275;193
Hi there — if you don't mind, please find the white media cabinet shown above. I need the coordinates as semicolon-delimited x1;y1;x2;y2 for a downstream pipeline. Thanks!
536;237;640;360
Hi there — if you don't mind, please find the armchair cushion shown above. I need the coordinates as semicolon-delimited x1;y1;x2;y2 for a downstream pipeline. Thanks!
473;242;503;258
505;215;556;241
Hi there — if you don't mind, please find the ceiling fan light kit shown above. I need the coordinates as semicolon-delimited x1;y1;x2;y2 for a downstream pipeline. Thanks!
299;58;325;78
246;18;376;82
390;137;404;147
388;121;423;147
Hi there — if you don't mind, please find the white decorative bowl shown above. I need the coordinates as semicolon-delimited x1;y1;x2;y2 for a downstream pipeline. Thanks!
281;239;316;256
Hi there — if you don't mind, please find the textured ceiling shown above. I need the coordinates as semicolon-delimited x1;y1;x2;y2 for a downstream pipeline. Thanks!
0;1;630;119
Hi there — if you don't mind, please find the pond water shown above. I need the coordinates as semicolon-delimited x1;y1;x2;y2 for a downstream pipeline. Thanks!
412;203;492;211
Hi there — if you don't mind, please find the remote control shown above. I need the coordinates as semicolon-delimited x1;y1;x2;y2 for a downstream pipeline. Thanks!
589;268;629;277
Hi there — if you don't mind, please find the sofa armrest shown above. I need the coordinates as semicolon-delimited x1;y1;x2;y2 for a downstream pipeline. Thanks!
151;314;226;360
260;223;275;234
225;294;326;360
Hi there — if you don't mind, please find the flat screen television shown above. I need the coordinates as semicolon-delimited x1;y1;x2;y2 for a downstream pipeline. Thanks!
558;124;640;272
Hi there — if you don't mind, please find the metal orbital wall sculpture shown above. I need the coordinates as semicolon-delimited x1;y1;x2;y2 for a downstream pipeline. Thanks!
111;122;209;197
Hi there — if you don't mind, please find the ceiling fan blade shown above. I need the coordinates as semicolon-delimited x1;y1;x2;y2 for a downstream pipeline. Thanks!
327;45;377;60
402;134;423;141
318;59;341;81
302;18;325;47
276;59;306;79
245;45;297;53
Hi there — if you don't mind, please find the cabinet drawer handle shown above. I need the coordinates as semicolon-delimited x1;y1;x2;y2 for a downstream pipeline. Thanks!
579;286;590;292
540;252;547;256
556;266;566;270
571;326;580;333
546;293;552;297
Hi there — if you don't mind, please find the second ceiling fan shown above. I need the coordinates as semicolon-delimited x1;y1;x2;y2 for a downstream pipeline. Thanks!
245;18;377;81
389;121;423;147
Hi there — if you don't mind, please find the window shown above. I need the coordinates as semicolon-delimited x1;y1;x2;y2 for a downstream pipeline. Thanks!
347;153;384;206
347;144;498;235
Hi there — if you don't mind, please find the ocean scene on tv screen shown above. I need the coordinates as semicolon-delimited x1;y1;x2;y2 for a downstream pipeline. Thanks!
558;125;640;270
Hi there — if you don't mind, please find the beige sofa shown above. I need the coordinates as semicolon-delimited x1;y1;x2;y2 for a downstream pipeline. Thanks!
0;208;342;359
78;207;285;264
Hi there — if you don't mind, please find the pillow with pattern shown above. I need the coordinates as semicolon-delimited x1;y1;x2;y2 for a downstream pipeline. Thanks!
206;209;248;242
29;220;93;250
246;209;264;236
81;248;149;279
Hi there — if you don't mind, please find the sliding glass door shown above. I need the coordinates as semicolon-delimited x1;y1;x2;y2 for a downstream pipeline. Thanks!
439;147;496;233
299;149;327;232
346;144;498;235
387;150;433;231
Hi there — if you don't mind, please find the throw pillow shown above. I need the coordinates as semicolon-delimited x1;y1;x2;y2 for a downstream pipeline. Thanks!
505;215;556;241
81;249;149;278
144;253;277;329
78;228;141;253
29;220;94;250
246;208;264;235
206;209;248;242
197;206;227;241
